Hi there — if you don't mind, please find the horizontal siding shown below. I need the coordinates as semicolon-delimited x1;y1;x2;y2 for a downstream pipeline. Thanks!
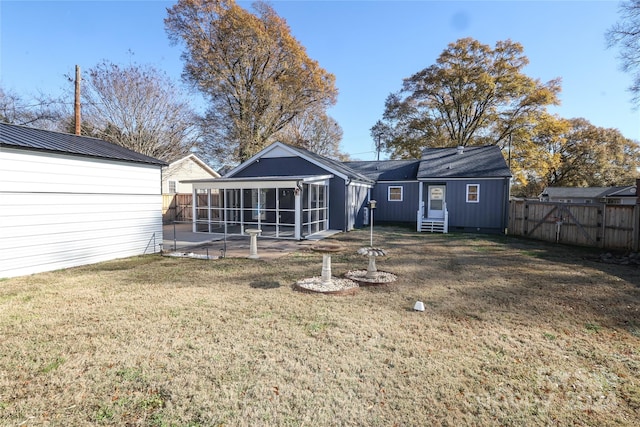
0;148;163;278
0;193;162;278
1;148;160;194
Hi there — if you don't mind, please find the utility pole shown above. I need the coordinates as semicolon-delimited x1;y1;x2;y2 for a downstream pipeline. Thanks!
74;65;81;135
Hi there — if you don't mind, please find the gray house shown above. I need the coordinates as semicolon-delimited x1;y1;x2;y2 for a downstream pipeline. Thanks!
187;143;511;239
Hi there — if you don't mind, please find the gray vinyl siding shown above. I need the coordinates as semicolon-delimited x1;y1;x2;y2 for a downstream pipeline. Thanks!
371;182;420;223
329;179;346;231
444;179;509;231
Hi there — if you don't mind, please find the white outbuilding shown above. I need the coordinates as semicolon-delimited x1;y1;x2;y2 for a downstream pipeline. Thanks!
0;123;167;278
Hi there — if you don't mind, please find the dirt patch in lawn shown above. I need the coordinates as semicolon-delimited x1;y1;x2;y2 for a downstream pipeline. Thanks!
1;226;639;426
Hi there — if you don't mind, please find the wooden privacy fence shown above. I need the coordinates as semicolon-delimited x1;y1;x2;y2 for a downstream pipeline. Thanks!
508;200;640;251
162;194;193;223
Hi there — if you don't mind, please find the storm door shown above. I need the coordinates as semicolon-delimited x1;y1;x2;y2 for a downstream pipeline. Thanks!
427;185;446;219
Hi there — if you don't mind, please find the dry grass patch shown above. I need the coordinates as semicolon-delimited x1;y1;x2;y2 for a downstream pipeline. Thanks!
1;227;639;426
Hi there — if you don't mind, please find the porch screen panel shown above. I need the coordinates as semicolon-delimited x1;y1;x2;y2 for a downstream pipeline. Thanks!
194;189;210;232
302;182;328;236
277;188;296;238
208;189;225;233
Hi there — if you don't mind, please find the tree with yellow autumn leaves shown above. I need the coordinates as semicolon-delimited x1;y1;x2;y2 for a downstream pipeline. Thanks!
375;38;639;197
166;0;340;163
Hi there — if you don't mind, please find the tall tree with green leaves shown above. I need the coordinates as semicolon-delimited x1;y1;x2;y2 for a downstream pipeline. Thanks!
379;37;561;159
606;0;640;105
165;0;338;163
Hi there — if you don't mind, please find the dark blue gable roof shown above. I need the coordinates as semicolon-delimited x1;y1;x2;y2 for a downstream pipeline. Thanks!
283;144;374;184
417;145;511;179
0;122;166;166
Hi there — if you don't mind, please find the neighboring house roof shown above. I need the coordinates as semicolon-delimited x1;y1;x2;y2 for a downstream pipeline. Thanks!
540;186;637;199
417;145;511;179
344;160;421;181
165;153;220;177
0;122;167;166
225;141;375;184
606;186;637;198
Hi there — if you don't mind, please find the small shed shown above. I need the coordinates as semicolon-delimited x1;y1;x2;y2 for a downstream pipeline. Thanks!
0;123;166;278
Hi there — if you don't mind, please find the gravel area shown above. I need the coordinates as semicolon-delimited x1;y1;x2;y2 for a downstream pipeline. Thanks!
295;276;359;293
344;269;398;284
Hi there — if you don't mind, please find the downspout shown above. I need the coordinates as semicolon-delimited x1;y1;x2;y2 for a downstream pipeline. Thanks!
503;178;510;234
345;178;351;232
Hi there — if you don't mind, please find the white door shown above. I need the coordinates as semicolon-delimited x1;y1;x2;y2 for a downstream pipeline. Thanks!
427;185;445;218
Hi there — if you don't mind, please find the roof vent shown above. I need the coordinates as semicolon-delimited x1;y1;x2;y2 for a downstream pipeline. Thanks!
457;146;464;155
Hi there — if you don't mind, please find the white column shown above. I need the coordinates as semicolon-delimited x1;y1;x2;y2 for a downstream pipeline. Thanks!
417;182;424;231
294;186;301;240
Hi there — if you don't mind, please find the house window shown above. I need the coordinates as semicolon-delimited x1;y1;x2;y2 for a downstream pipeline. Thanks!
168;180;177;193
466;184;479;203
388;186;403;201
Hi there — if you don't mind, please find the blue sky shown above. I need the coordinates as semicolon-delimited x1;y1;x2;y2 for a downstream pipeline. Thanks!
1;0;638;161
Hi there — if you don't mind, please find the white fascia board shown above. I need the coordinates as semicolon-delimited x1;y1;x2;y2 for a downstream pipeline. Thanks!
189;154;221;177
349;181;373;188
193;180;299;190
189;174;334;190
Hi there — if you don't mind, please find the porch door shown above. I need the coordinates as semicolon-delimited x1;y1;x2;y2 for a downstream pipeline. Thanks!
427;185;445;219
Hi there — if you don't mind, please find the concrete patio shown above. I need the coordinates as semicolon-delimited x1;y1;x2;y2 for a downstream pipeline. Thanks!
161;223;340;260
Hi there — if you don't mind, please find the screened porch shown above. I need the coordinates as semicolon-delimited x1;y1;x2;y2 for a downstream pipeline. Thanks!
190;175;332;240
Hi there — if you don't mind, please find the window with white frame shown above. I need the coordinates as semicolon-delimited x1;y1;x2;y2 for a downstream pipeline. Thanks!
168;180;177;194
466;184;479;203
388;186;403;201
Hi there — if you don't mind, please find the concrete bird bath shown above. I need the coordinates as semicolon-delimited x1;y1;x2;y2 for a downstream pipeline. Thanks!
245;228;262;259
295;243;359;294
345;247;397;286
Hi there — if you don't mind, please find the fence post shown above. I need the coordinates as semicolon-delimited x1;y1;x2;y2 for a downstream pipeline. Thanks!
634;178;640;251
